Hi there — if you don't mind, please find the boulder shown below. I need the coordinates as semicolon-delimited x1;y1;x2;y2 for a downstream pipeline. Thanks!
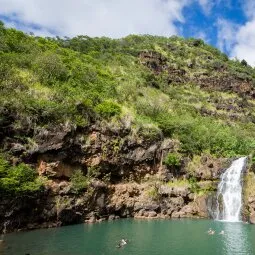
194;195;209;218
96;194;105;209
171;211;183;218
108;215;116;220
250;212;255;224
32;123;73;154
87;216;96;223
159;185;190;197
147;211;157;218
38;160;77;179
181;204;194;215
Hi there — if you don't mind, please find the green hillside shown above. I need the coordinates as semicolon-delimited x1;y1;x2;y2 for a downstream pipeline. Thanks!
1;21;255;195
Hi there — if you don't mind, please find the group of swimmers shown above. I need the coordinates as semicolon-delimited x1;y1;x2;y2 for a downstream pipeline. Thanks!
207;228;224;235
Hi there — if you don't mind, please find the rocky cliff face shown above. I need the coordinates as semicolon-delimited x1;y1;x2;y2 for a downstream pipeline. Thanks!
243;171;255;223
139;51;255;98
0;181;211;232
0;119;226;233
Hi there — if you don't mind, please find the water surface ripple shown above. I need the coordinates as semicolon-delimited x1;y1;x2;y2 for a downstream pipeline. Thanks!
1;219;254;255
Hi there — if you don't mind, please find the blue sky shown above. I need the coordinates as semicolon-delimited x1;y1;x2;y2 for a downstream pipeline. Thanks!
0;0;255;66
178;1;246;45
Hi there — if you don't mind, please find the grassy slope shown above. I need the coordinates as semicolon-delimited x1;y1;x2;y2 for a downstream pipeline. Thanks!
1;21;255;193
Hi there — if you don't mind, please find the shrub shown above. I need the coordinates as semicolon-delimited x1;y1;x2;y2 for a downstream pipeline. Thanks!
167;179;189;187
70;170;88;193
211;60;225;71
0;59;14;82
188;177;200;193
163;153;181;167
7;163;36;183
87;166;101;179
147;184;160;200
137;125;162;141
188;38;205;47
33;53;68;84
0;160;43;195
241;59;248;66
95;101;121;119
0;156;8;177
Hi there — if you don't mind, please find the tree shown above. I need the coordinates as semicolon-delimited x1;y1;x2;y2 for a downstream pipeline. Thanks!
241;59;248;66
33;53;68;84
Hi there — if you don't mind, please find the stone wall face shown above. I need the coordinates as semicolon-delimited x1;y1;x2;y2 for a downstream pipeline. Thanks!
0;119;226;233
0;181;213;233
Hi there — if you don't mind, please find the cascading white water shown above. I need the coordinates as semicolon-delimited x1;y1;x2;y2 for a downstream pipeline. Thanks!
216;157;247;222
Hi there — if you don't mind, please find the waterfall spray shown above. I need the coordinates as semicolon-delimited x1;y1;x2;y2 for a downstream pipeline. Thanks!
216;157;247;222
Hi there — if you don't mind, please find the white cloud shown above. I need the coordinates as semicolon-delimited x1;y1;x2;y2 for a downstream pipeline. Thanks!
4;20;55;37
194;31;209;42
217;18;238;53
4;0;254;65
197;0;214;14
216;1;255;67
231;20;255;66
196;0;228;15
243;0;255;19
0;0;190;38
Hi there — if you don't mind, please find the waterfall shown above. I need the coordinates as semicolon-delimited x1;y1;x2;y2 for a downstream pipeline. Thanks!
216;157;247;222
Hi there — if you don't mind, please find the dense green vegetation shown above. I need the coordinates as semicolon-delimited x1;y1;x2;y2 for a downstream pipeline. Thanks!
70;166;101;193
0;155;44;195
1;21;255;193
163;153;181;167
70;169;88;193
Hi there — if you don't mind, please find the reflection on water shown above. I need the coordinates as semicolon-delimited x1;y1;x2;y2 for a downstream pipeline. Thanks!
222;222;252;255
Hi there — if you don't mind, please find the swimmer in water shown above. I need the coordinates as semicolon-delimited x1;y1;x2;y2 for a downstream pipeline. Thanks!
207;228;215;235
116;239;128;248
